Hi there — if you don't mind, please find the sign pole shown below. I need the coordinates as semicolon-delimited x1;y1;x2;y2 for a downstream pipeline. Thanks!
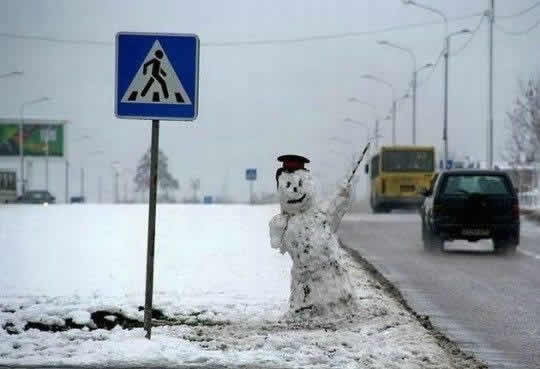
115;32;199;339
144;119;160;339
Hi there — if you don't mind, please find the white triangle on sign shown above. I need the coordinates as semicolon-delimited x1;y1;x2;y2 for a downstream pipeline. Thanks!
121;40;192;105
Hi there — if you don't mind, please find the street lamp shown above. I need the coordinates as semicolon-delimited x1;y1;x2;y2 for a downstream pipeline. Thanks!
360;75;397;145
111;161;121;204
402;1;451;160
347;98;381;149
377;40;417;144
402;0;448;36
19;96;50;195
417;63;433;73
0;71;23;79
443;29;471;167
343;118;373;143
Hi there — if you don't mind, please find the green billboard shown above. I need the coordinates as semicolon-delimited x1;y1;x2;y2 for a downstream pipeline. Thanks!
0;120;65;157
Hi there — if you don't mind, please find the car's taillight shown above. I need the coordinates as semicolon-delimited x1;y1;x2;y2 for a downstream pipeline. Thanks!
382;179;386;194
512;201;519;218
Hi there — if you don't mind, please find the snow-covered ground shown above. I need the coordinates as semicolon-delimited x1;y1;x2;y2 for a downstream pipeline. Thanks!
0;204;478;368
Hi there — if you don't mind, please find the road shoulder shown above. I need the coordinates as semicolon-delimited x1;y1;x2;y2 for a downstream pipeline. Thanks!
341;242;487;369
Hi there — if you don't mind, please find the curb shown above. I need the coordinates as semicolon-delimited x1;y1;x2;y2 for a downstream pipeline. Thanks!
340;242;488;369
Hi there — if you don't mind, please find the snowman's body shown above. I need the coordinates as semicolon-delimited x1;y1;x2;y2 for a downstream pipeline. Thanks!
269;169;357;317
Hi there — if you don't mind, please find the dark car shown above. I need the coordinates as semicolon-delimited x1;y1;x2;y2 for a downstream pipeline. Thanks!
17;190;56;204
70;196;85;203
420;170;519;254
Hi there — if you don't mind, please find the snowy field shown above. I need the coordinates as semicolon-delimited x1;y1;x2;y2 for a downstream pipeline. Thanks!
0;204;478;368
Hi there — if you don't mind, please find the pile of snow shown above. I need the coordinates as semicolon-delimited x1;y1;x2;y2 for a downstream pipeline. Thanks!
0;204;479;368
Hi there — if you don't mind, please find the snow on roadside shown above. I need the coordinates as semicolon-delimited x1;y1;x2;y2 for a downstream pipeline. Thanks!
0;204;479;368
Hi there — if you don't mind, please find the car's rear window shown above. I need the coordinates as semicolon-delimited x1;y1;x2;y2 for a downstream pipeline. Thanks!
440;175;511;195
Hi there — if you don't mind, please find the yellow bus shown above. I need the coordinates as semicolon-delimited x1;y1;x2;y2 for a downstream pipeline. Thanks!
365;145;436;213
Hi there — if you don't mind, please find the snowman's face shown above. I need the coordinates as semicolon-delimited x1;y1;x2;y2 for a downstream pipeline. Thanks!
278;170;314;214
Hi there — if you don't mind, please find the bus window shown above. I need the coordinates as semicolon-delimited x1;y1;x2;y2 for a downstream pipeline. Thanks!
382;150;434;172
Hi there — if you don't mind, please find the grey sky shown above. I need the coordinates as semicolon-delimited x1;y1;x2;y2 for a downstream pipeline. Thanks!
1;0;539;202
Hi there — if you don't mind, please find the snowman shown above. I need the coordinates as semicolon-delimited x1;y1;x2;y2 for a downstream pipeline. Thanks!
269;154;358;317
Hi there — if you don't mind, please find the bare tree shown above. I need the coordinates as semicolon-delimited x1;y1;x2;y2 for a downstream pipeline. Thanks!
133;148;180;202
505;77;540;165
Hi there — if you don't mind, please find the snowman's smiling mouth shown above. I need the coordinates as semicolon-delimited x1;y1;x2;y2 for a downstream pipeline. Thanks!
287;194;306;204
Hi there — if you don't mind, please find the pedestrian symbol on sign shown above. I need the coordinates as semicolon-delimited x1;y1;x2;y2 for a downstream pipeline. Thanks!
142;49;168;99
121;40;192;105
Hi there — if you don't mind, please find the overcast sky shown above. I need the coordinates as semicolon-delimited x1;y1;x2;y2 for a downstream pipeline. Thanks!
1;0;539;202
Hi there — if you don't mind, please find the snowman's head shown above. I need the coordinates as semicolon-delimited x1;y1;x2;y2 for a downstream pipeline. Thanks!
276;169;314;214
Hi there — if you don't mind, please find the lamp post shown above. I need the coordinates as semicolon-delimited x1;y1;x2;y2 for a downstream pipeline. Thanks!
347;98;381;149
360;75;396;144
65;135;92;203
402;0;450;157
18;97;50;196
112;161;121;204
402;0;448;35
443;29;471;168
377;40;417;144
488;0;494;169
343;118;372;144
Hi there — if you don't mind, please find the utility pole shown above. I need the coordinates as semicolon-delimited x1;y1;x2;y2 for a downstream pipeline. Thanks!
45;125;50;193
391;100;397;145
488;0;495;169
26;161;32;191
412;70;417;145
443;36;449;168
80;168;85;198
115;170;120;203
375;119;380;150
65;160;69;203
98;176;103;203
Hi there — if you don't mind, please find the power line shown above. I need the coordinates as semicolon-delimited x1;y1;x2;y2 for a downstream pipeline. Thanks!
494;18;540;35
496;1;540;19
0;12;483;48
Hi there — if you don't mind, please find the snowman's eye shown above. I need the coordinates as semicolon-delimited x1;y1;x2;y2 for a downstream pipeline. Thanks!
299;180;303;187
286;181;291;188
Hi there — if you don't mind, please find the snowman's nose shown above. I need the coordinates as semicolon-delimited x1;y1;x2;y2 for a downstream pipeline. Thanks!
293;187;298;193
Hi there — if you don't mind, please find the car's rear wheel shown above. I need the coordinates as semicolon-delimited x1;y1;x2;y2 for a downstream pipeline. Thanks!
422;220;444;251
493;238;518;255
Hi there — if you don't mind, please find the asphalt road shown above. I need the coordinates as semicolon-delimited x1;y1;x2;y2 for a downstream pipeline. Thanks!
340;209;540;369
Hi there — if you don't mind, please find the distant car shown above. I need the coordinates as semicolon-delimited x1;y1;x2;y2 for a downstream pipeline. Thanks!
70;196;85;203
420;170;520;254
17;190;56;204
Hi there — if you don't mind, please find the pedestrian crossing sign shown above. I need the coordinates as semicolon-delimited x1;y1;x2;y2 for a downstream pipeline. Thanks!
115;32;199;121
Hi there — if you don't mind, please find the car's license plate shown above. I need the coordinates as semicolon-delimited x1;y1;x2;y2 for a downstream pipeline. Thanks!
462;229;490;236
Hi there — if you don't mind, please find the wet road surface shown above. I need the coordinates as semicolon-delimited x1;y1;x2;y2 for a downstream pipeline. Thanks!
340;210;540;369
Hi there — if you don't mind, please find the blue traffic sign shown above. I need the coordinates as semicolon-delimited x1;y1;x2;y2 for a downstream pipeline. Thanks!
246;169;257;181
115;32;199;121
